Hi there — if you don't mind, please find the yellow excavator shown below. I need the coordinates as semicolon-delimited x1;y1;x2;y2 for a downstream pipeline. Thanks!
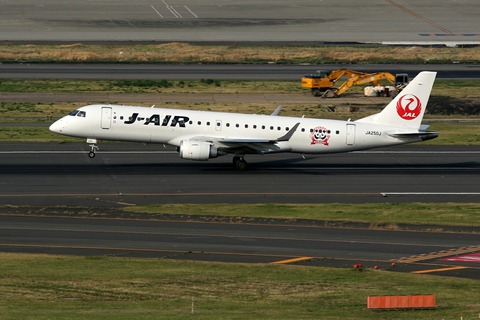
301;69;408;98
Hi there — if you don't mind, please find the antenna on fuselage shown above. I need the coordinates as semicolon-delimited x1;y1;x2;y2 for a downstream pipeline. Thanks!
271;105;283;116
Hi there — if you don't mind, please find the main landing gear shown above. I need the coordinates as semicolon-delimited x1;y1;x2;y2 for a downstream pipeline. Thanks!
87;139;99;158
233;155;248;170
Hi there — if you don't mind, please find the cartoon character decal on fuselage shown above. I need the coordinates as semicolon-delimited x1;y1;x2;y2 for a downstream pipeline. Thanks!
310;126;330;146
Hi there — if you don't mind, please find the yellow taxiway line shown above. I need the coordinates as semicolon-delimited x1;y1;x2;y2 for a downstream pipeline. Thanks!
271;256;313;265
412;266;470;274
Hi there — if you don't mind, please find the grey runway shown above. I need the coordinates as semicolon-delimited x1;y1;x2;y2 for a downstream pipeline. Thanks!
0;0;478;44
1;142;479;279
0;143;479;206
0;212;478;279
0;64;478;80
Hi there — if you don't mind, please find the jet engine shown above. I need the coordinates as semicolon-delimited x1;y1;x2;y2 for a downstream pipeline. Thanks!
178;140;219;161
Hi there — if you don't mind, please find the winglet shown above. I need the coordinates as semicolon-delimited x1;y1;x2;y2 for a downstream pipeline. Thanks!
271;105;283;116
277;122;300;142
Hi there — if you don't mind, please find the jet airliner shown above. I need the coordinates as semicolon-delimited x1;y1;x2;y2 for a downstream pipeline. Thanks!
49;71;438;169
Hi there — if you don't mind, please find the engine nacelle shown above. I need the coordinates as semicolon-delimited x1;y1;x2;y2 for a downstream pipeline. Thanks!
178;140;219;161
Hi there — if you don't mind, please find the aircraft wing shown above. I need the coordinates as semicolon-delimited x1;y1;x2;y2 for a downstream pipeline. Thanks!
218;122;300;143
187;122;300;154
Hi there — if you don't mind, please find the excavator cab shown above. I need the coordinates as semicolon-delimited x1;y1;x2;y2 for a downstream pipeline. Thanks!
301;70;339;97
305;70;330;78
394;73;409;87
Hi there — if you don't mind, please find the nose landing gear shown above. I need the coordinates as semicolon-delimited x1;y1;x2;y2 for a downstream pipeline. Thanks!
87;138;99;158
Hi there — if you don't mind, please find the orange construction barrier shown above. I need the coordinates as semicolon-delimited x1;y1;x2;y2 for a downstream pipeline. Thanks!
367;294;435;310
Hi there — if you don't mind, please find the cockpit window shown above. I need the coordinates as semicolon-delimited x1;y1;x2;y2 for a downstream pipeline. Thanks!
77;111;86;117
69;110;79;116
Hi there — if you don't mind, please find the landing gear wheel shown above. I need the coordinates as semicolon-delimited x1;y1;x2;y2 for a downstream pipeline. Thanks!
88;143;99;159
233;156;248;170
235;159;248;170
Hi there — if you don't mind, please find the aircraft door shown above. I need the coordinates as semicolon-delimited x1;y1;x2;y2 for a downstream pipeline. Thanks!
346;123;356;145
215;120;222;131
101;107;112;129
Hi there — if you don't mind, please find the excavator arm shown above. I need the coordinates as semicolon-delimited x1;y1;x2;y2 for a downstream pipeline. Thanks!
301;69;369;96
334;72;396;97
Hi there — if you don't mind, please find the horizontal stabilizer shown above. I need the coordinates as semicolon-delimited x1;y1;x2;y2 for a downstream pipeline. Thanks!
387;131;438;141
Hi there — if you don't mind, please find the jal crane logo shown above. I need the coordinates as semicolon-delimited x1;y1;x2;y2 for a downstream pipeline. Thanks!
396;94;422;120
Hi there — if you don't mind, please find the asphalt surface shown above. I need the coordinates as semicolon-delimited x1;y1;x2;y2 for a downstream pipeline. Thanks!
0;63;479;80
0;142;479;278
0;211;478;279
0;0;478;44
1;142;479;206
1;0;478;283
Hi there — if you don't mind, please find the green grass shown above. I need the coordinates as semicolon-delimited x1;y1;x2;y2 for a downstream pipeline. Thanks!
0;79;302;94
0;79;478;144
0;253;478;319
124;203;480;228
1;79;480;97
0;122;478;144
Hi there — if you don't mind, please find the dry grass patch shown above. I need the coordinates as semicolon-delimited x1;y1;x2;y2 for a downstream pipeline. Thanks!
1;43;479;63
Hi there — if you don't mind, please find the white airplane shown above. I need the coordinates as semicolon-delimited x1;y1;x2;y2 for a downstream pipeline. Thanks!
49;71;438;169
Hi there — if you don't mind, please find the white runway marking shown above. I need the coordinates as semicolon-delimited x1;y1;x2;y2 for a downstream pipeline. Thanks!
0;151;176;154
1;150;479;155
353;151;480;154
150;5;164;18
163;0;182;18
381;192;480;196
184;5;198;18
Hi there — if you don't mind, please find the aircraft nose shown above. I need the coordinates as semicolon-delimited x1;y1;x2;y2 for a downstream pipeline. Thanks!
49;119;64;133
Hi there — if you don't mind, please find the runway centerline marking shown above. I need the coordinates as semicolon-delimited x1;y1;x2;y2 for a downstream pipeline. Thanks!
3;226;437;249
382;192;480;196
2;150;480;155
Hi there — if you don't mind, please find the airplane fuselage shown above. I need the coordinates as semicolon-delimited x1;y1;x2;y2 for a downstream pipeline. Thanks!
49;71;438;168
50;104;425;155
